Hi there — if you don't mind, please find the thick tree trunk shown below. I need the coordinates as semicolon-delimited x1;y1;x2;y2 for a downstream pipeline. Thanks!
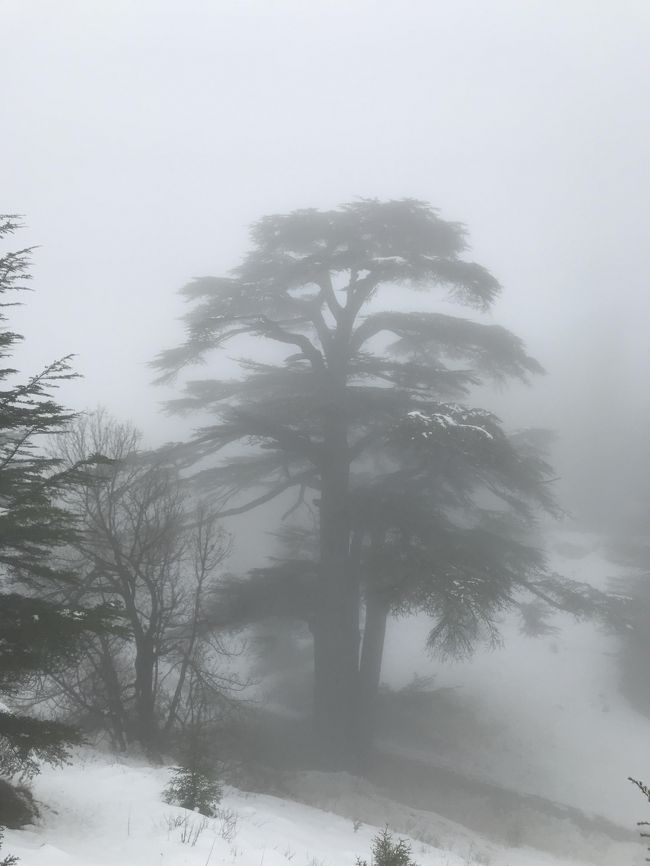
359;586;389;743
312;449;361;770
353;584;390;773
134;635;159;758
98;634;128;751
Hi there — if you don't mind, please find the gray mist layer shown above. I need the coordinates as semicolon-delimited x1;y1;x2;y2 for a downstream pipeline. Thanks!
4;5;650;857
4;1;649;528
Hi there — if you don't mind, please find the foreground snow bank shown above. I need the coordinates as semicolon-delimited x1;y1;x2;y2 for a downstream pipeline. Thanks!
4;750;607;866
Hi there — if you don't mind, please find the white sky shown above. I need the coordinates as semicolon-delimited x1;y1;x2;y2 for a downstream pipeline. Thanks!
3;0;650;517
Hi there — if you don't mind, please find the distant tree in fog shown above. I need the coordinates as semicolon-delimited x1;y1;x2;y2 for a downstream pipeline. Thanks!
604;536;650;720
154;199;554;769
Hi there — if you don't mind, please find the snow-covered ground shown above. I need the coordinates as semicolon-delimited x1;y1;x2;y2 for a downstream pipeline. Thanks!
3;750;613;866
4;529;648;865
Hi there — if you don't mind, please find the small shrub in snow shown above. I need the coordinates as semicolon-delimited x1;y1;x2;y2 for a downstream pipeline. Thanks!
214;806;238;843
629;776;650;860
160;813;210;845
357;827;418;866
163;813;187;831
179;815;209;846
163;766;222;817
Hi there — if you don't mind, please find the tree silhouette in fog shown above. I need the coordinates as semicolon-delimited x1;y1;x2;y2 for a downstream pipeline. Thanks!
155;199;578;768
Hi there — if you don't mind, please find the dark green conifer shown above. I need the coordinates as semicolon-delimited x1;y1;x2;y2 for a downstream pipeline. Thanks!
0;216;121;787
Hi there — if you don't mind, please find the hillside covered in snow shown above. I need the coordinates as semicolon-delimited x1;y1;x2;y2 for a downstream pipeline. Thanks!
3;750;636;866
4;534;647;866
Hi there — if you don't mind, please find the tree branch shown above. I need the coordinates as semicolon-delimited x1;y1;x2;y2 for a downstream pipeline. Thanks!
252;315;325;370
215;470;315;518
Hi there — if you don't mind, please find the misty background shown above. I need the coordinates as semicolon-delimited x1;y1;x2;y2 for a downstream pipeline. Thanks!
4;5;650;864
4;0;650;533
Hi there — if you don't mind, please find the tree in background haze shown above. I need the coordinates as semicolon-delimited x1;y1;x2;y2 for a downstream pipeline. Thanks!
154;199;553;768
227;421;609;758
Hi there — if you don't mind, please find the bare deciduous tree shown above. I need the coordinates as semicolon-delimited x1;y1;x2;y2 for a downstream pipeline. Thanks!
41;411;240;756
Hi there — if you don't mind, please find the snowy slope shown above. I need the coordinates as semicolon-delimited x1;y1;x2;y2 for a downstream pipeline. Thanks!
4;750;604;866
4;531;648;865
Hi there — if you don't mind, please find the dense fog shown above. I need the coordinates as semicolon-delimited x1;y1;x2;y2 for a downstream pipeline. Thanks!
5;1;650;524
2;3;650;865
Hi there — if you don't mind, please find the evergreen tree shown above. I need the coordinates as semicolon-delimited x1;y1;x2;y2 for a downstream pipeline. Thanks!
225;421;608;756
163;702;223;816
163;765;223;816
0;217;120;785
154;199;550;768
603;535;650;720
352;417;610;732
357;827;418;866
